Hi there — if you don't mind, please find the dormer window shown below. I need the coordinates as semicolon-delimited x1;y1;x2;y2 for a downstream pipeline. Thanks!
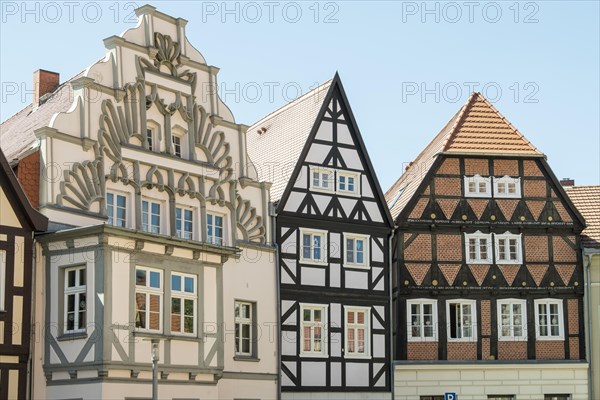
337;171;360;197
494;176;522;198
310;166;335;192
464;175;491;198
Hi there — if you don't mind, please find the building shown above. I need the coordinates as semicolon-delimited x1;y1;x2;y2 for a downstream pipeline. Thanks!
385;93;589;400
0;5;277;399
0;149;48;400
247;74;394;399
565;185;600;400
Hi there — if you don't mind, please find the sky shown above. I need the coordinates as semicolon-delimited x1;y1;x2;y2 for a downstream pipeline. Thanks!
1;1;599;190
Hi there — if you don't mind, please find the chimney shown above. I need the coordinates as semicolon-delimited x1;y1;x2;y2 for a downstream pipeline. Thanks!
560;178;575;188
33;69;60;105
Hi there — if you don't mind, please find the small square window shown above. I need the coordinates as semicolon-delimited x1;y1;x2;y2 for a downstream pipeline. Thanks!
343;233;369;268
465;231;492;264
494;176;522;198
337;171;360;196
300;229;327;265
310;166;335;192
494;232;522;264
464;175;491;198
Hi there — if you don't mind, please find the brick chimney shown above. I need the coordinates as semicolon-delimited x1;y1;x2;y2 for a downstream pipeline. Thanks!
33;69;60;105
560;178;575;188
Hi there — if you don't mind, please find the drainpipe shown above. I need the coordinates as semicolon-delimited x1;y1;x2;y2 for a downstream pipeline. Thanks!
270;202;281;400
388;228;395;400
28;233;36;400
584;250;600;400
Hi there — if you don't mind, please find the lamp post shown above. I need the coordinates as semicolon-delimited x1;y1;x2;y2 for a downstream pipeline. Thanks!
151;339;159;400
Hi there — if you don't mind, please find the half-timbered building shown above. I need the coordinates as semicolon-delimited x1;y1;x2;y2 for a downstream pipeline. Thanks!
247;74;394;398
386;93;589;400
0;150;48;400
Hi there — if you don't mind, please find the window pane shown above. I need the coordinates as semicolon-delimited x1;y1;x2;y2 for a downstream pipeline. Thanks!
136;269;146;286
313;236;321;260
303;326;311;351
322;173;329;188
348;177;354;191
356;240;364;264
314;309;321;322
303;234;311;259
347;328;355;352
347;311;355;324
79;269;86;286
184;277;194;293
313;172;320;187
68;270;76;287
346;239;354;263
149;271;160;288
339;176;345;190
303;309;311;322
172;275;181;292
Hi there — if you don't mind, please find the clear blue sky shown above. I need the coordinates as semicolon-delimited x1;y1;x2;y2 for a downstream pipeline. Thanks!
1;1;598;189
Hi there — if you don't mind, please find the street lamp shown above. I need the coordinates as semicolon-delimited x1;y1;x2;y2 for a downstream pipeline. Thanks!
151;339;159;400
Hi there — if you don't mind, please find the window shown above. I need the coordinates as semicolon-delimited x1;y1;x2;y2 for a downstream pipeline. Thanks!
337;171;360;196
135;267;163;332
176;207;194;239
146;128;154;151
488;396;516;400
388;186;406;208
310;166;334;192
64;266;86;333
495;233;522;264
171;273;196;335
420;396;444;400
107;192;127;228
494;176;521;198
0;250;5;311
407;299;437;341
300;304;328;356
535;299;564;339
447;300;476;341
300;228;327;264
235;301;254;356
464;175;491;197
344;307;370;357
497;299;527;340
172;135;182;158
207;213;224;245
344;233;369;268
142;200;161;234
544;395;571;400
465;232;492;264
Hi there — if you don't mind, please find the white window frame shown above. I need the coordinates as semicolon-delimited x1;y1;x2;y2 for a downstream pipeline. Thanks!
497;299;527;341
106;191;128;228
135;267;163;332
172;134;182;158
299;228;328;265
0;250;5;311
343;233;369;269
446;299;477;342
494;232;522;264
465;231;493;264
407;299;438;342
175;206;194;240
170;272;197;336
344;306;371;358
493;176;522;198
309;166;335;193
146;121;161;152
534;299;564;340
234;301;254;356
64;265;87;334
142;198;163;234
337;170;361;197
464;175;492;198
206;212;225;246
300;303;328;357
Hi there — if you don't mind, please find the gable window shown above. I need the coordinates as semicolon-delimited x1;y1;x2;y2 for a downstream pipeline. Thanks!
447;299;476;341
300;228;327;265
172;135;182;158
135;267;163;332
344;306;370;358
337;171;360;196
0;250;5;311
310;166;335;192
464;175;491;198
495;233;522;264
300;304;328;356
64;266;86;333
235;301;255;356
176;207;194;240
142;200;161;234
207;213;224;245
171;273;196;335
146;128;155;151
407;299;437;341
107;192;127;228
535;299;564;339
465;232;492;264
343;233;369;268
494;176;521;198
497;299;527;340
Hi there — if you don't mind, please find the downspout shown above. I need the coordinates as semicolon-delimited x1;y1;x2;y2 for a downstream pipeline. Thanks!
270;202;281;400
388;228;395;400
28;233;38;400
584;250;600;400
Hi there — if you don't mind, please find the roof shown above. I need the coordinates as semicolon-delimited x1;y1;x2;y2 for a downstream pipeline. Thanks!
566;186;600;249
385;92;544;221
0;71;83;163
0;148;48;231
246;79;333;201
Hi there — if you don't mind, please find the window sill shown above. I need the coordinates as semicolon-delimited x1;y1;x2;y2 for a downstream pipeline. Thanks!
57;332;88;341
536;336;565;341
133;331;201;341
496;261;523;265
498;337;528;342
299;353;329;359
344;354;372;360
343;263;370;270
447;338;478;343
300;260;328;267
466;260;492;265
233;356;260;362
407;338;438;343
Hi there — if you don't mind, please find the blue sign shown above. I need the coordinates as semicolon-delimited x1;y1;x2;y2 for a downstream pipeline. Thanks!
445;393;457;400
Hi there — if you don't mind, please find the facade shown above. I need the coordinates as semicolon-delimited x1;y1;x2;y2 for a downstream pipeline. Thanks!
247;75;394;399
385;93;589;400
0;150;48;400
1;5;277;400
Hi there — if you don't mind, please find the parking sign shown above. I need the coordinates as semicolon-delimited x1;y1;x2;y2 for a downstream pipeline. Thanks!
445;393;457;400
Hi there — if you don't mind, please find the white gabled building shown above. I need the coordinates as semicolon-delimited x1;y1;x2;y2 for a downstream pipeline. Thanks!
1;5;277;399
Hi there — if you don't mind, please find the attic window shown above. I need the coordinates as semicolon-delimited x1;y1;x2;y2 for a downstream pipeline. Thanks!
389;186;406;208
257;127;267;134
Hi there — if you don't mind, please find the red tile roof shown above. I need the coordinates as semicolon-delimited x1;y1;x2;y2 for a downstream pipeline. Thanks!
566;186;600;249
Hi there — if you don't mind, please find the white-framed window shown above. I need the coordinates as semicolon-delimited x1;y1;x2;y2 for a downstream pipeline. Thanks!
337;171;360;197
343;233;369;269
495;233;522;264
309;166;335;192
447;299;477;341
207;212;224;245
300;228;328;265
176;207;194;240
106;192;127;228
464;175;492;197
494;176;522;198
170;272;196;335
535;299;564;340
146;128;155;151
135;267;163;332
0;250;5;311
64;266;86;333
544;395;571;400
497;299;527;341
465;231;492;264
142;199;162;234
300;303;328;357
407;299;438;341
488;396;516;400
234;301;254;356
172;134;182;158
344;306;370;358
